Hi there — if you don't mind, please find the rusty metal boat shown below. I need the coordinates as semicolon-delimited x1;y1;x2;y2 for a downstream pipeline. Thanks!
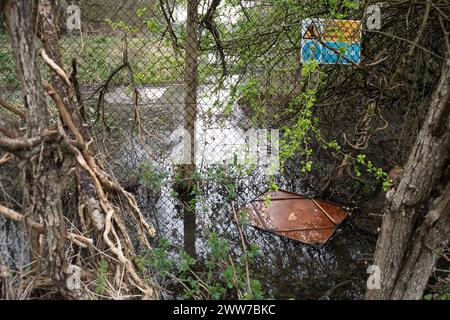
245;189;348;245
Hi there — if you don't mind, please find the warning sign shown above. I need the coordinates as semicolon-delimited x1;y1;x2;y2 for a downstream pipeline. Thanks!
301;18;362;65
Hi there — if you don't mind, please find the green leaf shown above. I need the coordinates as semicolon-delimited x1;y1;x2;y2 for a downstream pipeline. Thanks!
423;294;433;300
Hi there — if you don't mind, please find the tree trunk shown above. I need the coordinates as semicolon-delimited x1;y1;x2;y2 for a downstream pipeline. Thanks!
3;0;68;290
38;0;105;242
366;59;450;300
1;0;158;299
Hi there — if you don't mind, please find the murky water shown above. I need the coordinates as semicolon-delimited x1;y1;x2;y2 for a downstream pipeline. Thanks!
100;77;376;300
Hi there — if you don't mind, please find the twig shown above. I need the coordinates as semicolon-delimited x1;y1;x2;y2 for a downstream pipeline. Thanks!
364;55;390;67
0;96;26;119
230;200;252;297
407;1;431;57
0;153;12;165
319;280;352;300
0;119;20;138
201;0;227;76
362;28;444;61
95;62;127;126
41;80;85;146
159;0;181;57
39;48;72;89
0;204;92;247
427;0;450;22
0;204;44;232
227;254;243;299
438;15;450;55
0;131;57;152
69;58;86;122
66;232;93;248
317;38;360;67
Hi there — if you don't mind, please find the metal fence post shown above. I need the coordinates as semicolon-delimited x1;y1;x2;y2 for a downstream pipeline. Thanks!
180;0;199;259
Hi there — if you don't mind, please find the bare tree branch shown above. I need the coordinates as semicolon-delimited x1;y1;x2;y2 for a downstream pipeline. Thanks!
0;96;26;119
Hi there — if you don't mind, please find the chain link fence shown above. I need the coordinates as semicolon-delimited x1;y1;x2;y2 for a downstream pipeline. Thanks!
1;0;445;299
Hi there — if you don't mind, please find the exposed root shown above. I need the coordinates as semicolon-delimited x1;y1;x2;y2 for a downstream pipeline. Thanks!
1;43;158;300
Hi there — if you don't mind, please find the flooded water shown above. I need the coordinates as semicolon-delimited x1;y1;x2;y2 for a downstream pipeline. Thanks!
99;78;377;300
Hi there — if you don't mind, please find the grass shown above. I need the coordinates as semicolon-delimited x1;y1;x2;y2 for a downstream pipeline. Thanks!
0;34;185;88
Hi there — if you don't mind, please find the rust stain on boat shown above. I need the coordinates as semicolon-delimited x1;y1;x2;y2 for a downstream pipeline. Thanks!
245;189;347;245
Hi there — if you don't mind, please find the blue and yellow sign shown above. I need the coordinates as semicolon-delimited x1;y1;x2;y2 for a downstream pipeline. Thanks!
301;18;362;65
